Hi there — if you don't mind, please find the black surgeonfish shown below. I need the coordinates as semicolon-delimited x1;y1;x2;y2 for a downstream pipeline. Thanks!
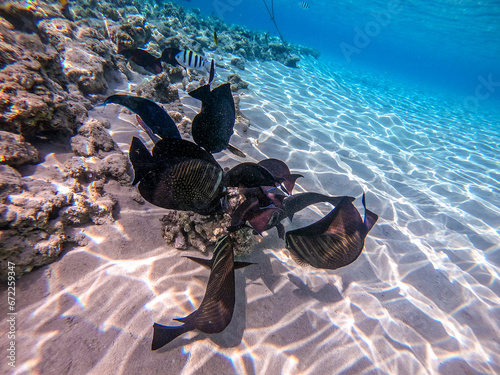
121;48;163;74
103;95;181;140
285;194;378;269
152;235;248;350
129;137;225;214
189;82;235;153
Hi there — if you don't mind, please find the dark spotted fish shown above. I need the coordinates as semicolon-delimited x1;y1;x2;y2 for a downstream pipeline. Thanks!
257;158;303;194
103;95;181;140
189;82;235;153
285;194;378;269
121;48;163;74
129;137;225;214
152;235;247;350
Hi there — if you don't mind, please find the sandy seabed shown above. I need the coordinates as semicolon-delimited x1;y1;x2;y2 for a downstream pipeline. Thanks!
2;56;500;375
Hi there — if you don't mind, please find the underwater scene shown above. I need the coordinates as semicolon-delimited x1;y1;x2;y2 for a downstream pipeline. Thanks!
1;0;499;374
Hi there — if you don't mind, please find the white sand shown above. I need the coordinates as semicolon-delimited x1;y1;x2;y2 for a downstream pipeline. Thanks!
2;56;499;375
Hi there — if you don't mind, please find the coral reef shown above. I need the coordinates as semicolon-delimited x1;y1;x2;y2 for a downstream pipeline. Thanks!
0;162;117;281
0;0;321;279
160;189;257;256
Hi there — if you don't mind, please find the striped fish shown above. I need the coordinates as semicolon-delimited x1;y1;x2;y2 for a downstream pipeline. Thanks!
129;137;225;215
152;235;253;350
175;49;210;71
285;194;378;269
299;2;310;9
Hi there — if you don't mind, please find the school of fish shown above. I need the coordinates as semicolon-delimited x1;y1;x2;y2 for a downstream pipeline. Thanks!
103;49;379;350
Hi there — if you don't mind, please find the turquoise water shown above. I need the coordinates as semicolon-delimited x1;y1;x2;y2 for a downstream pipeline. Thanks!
177;0;500;108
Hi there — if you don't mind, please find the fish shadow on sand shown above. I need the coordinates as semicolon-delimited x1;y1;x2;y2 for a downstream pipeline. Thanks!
287;274;343;303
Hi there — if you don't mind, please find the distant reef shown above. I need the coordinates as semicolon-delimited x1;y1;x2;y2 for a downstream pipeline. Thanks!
0;0;319;281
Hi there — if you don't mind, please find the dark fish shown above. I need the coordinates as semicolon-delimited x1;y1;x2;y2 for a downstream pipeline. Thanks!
129;137;225;214
136;115;160;144
213;29;219;47
282;192;354;221
231;192;350;240
103;95;181;140
152;235;243;350
257;158;303;194
224;162;281;188
228;196;284;237
285;194;378;269
122;48;162;74
189;82;235;153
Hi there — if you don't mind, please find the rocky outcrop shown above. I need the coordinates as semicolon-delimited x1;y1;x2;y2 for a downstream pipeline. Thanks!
0;131;39;167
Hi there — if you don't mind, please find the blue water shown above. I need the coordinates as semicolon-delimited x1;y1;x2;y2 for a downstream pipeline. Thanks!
174;0;500;111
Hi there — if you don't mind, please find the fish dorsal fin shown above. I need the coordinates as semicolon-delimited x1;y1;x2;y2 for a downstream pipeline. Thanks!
209;59;215;84
283;193;354;222
288;196;361;238
188;84;212;102
129;136;155;186
152;138;220;168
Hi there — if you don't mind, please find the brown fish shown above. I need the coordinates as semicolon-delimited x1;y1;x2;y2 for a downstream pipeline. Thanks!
152;235;248;350
285;194;378;269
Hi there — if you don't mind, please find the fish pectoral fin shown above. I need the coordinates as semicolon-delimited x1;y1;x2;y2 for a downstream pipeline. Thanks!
234;261;256;269
184;256;212;269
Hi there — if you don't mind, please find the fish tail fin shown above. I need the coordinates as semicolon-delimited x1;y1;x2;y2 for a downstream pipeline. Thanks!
129;136;155;185
189;84;212;102
362;193;378;232
151;322;190;350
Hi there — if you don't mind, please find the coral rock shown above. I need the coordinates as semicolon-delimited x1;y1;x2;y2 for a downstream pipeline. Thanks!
230;57;245;70
71;118;117;157
0;131;39;166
